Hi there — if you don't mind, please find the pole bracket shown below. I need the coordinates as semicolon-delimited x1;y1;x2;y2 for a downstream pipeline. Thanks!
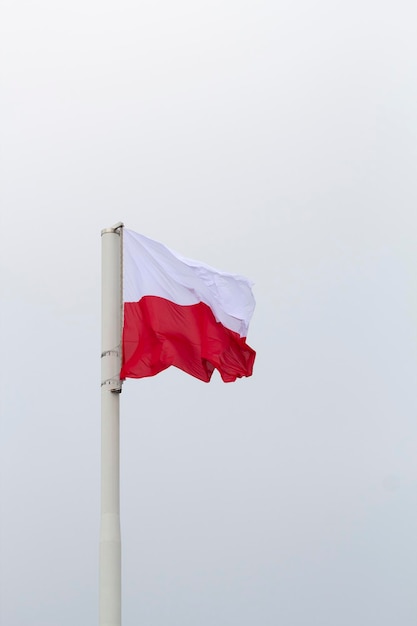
101;378;123;393
101;349;119;358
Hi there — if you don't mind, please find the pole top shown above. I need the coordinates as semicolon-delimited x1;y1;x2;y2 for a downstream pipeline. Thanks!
101;222;124;236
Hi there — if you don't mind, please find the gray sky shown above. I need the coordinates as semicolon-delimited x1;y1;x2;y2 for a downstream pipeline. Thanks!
1;0;417;624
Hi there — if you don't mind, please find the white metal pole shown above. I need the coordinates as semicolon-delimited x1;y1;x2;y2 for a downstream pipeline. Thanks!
100;222;123;626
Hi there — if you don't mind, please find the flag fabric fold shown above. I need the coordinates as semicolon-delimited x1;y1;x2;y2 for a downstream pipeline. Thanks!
120;229;256;383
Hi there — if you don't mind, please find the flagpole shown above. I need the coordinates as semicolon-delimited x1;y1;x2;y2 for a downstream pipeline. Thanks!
100;222;124;626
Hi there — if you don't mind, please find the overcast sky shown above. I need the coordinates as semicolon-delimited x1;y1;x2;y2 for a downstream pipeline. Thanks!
1;0;417;624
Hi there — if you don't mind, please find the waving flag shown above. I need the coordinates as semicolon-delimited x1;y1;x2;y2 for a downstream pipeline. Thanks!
120;229;256;382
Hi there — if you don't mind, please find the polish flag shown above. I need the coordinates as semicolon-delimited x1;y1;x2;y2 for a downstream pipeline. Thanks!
120;229;256;383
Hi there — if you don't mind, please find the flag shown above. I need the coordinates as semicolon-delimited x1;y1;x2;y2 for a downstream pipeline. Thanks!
120;229;256;383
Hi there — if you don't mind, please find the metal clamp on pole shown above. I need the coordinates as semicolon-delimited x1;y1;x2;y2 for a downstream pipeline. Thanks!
101;349;123;393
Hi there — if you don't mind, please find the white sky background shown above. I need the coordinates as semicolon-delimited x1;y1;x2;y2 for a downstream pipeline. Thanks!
1;0;417;624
